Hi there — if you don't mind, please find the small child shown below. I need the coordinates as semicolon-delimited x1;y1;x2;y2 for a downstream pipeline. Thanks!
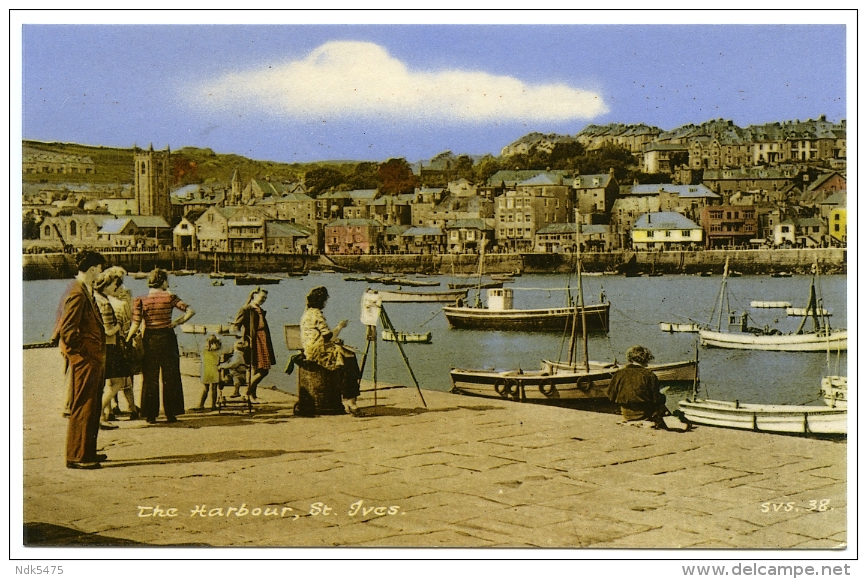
198;334;223;410
219;338;248;398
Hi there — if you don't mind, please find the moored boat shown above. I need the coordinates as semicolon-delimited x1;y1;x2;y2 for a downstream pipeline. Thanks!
180;323;239;336
448;281;503;290
381;329;432;343
443;287;609;332
821;375;847;409
659;321;703;333
678;399;846;435
750;300;792;308
698;260;846;352
235;275;282;285
786;307;831;317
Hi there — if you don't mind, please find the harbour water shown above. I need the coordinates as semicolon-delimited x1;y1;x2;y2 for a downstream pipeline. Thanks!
23;271;848;408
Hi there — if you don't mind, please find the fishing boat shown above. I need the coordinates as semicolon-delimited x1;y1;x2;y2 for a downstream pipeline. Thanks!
180;323;239;336
821;376;847;409
771;271;793;278
678;399;846;435
658;321;703;333
381;329;432;343
698;260;846;352
448;281;504;290
235;275;282;286
750;300;792;309
130;272;148;280
391;278;441;288
378;288;468;303
443;287;610;332
212;280;224;286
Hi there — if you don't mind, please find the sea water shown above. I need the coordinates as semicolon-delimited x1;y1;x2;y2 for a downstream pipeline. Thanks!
22;272;848;407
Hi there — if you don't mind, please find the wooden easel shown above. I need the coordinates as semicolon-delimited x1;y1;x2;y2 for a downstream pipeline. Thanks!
358;303;427;412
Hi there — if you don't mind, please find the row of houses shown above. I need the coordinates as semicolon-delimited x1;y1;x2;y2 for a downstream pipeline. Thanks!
30;164;847;255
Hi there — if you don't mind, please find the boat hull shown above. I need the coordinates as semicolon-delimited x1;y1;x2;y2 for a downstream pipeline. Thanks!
381;330;432;343
821;376;847;409
679;399;846;435
450;368;613;402
443;303;610;332
542;359;698;383
659;322;702;333
378;289;468;303
450;358;696;403
699;329;847;352
235;276;282;285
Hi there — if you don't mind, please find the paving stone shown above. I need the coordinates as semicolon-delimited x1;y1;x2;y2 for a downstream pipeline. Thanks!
20;348;848;549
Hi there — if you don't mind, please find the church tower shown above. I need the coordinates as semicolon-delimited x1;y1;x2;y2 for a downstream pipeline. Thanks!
230;168;241;205
134;143;171;218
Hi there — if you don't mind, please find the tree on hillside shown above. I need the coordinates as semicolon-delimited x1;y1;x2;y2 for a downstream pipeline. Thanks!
378;158;419;195
344;162;382;191
304;166;346;197
472;155;503;185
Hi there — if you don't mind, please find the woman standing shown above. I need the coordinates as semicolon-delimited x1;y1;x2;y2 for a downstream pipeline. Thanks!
126;269;195;424
94;267;138;425
300;286;360;415
233;287;276;403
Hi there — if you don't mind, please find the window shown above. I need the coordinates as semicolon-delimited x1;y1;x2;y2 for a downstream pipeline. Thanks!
834;224;840;232
834;214;840;221
665;231;671;237
69;221;77;236
44;225;50;237
681;230;690;236
647;230;654;238
781;226;790;233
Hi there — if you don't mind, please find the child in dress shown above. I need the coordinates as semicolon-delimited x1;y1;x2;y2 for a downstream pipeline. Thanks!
198;334;222;410
219;338;248;398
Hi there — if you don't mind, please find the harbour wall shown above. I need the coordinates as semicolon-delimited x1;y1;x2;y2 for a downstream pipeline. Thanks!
22;248;846;280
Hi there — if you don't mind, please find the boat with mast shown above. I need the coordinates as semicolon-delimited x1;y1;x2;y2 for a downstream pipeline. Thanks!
698;260;846;352
443;233;610;332
450;252;697;403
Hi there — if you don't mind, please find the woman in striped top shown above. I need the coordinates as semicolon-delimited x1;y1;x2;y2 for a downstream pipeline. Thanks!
126;268;195;424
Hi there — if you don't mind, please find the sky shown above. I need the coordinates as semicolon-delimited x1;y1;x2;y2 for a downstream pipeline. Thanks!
17;15;849;164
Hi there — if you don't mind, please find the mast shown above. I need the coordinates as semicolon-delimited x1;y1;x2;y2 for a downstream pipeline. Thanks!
567;224;589;371
710;258;730;331
474;233;485;308
796;263;821;335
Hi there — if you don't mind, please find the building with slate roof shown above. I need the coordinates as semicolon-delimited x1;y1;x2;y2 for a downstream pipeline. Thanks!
642;143;690;174
496;172;574;252
571;170;618;215
324;218;382;255
533;222;613;253
800;172;846;209
631;212;703;251
700;205;759;249
827;194;846;246
23;147;95;175
773;216;826;248
444;218;494;254
195;206;241;252
401;226;445;254
40;213;122;248
368;195;411;226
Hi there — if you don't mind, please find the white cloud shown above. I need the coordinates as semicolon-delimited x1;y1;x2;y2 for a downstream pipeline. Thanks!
191;41;607;123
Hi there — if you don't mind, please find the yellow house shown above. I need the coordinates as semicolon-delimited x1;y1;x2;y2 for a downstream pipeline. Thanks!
631;211;703;250
829;206;847;245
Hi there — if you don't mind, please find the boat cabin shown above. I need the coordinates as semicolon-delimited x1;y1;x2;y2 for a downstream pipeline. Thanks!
487;288;514;311
728;312;748;333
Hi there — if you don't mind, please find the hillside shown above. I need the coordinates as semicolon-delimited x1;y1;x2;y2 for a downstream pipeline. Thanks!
22;141;360;188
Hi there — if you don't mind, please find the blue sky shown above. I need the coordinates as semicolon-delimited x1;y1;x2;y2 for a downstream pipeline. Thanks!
20;21;847;164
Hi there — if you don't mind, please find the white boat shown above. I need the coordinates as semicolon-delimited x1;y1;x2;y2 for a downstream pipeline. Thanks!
786;307;831;317
378;288;468;303
750;300;792;309
699;327;847;352
180;323;239;336
699;260;846;352
679;399;846;435
821;376;847;409
659;322;703;333
381;329;432;343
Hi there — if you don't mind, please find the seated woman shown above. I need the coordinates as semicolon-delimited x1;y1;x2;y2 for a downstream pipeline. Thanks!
300;286;361;415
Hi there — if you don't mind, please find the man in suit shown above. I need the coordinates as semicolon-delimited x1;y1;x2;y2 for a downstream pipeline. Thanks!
58;250;107;469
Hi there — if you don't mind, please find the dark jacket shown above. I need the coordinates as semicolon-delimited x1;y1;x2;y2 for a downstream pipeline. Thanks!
58;280;106;364
607;364;662;408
